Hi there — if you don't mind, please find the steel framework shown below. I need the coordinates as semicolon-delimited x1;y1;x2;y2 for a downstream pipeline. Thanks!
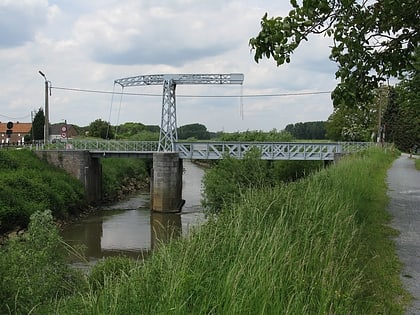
43;140;377;161
114;73;244;151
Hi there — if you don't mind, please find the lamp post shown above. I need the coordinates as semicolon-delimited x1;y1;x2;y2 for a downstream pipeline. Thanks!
38;70;50;144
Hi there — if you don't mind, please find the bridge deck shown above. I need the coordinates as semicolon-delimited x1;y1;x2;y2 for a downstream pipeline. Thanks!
40;140;375;161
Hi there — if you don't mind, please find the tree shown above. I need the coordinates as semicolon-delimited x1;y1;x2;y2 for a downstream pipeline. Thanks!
326;105;376;141
88;119;114;139
383;52;420;151
116;122;146;139
178;123;210;140
31;108;44;141
285;121;327;139
249;0;419;107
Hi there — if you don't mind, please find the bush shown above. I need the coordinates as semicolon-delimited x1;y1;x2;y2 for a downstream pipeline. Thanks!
202;148;322;212
0;150;85;233
0;210;86;314
88;256;135;291
101;158;151;200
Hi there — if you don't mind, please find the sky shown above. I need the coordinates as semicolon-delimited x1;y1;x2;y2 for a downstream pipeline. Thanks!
0;0;339;133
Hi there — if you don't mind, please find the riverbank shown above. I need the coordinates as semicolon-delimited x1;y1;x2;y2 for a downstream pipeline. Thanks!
0;151;151;243
43;147;408;314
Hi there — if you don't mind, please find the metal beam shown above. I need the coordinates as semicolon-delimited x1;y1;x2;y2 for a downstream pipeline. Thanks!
113;73;244;152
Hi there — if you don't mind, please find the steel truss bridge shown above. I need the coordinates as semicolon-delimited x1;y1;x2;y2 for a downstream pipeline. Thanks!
46;140;376;161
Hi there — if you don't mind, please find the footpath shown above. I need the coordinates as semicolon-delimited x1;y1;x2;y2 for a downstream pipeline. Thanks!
387;154;420;314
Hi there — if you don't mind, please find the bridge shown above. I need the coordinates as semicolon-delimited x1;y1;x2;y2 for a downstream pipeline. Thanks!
35;72;376;213
46;139;374;161
36;139;374;211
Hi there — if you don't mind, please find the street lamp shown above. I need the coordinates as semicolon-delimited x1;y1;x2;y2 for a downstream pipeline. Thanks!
38;70;50;144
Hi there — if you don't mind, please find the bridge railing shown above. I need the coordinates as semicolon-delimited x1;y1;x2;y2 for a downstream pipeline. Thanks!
175;142;343;160
50;140;159;152
36;140;376;160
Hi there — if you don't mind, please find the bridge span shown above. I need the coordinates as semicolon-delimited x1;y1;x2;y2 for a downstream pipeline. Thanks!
36;140;375;213
46;140;374;161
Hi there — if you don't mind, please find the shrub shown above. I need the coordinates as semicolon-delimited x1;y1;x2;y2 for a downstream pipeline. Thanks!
0;210;86;314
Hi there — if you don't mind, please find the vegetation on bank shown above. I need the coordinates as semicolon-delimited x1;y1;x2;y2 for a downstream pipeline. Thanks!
202;148;323;212
0;149;151;234
101;157;152;201
0;150;85;233
12;147;402;314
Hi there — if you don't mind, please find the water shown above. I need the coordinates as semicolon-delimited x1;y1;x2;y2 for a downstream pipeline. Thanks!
61;161;206;265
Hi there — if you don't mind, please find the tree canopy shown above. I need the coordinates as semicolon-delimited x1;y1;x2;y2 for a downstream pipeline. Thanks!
383;54;420;151
178;123;210;140
31;108;44;141
285;121;326;140
250;0;419;107
88;119;114;139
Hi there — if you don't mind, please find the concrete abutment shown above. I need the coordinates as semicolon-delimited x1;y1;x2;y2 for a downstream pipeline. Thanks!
36;151;184;212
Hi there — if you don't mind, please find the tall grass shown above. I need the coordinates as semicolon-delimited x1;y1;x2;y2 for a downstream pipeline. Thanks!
45;148;407;314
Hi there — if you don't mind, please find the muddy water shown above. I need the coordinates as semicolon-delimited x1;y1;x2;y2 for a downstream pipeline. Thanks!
61;161;206;265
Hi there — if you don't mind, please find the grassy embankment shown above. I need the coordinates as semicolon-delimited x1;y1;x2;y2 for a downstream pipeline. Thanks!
415;156;420;170
0;149;151;234
0;149;85;233
45;147;408;314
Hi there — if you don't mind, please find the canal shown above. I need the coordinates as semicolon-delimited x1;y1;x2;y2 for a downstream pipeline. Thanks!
61;160;206;266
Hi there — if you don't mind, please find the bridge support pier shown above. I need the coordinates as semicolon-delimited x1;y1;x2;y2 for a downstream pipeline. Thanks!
151;153;184;213
36;150;102;203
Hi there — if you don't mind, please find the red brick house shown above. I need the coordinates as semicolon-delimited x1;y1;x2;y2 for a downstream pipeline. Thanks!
0;121;32;145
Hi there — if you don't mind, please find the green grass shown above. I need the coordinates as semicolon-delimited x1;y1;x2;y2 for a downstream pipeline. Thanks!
415;157;420;170
38;147;408;314
0;149;85;232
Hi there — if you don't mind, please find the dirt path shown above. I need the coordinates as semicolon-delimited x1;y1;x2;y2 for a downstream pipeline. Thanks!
387;154;420;314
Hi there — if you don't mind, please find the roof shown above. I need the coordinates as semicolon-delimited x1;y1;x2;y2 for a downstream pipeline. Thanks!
0;122;32;134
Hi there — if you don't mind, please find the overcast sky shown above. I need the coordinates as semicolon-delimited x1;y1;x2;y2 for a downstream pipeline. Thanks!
0;0;339;132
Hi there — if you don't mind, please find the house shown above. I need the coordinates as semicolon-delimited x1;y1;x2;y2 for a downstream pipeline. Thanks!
0;121;32;145
49;123;78;141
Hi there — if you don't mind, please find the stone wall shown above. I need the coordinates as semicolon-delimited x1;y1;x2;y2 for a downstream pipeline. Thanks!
35;150;102;203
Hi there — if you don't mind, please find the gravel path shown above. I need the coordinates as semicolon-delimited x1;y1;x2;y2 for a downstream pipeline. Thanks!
387;154;420;314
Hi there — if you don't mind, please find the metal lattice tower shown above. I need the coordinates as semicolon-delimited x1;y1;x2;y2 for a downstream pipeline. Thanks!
114;73;244;152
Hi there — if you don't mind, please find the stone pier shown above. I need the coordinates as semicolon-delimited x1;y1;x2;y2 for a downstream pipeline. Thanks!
151;152;184;212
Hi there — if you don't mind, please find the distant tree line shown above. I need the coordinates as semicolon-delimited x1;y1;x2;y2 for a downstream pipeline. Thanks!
285;121;327;140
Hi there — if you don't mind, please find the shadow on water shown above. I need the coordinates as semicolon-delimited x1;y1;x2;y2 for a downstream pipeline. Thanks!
61;161;206;267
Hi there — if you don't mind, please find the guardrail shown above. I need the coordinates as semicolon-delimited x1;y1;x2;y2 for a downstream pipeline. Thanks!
33;140;377;161
175;142;342;160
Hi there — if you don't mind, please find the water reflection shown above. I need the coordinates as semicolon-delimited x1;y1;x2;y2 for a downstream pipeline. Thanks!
61;161;205;264
151;212;182;249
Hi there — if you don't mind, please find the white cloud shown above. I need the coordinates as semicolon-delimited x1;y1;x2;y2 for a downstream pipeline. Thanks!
0;0;336;131
0;0;50;47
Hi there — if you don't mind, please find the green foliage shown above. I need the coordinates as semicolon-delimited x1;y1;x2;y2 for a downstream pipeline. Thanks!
127;130;159;141
101;158;151;200
31;107;45;141
202;148;322;212
115;122;146;139
326;103;377;141
0;210;85;314
178;123;210;140
50;148;406;314
0;150;85;233
285;121;327;139
250;0;419;107
217;128;293;142
415;158;420;170
383;52;420;152
88;256;135;291
88;118;114;139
